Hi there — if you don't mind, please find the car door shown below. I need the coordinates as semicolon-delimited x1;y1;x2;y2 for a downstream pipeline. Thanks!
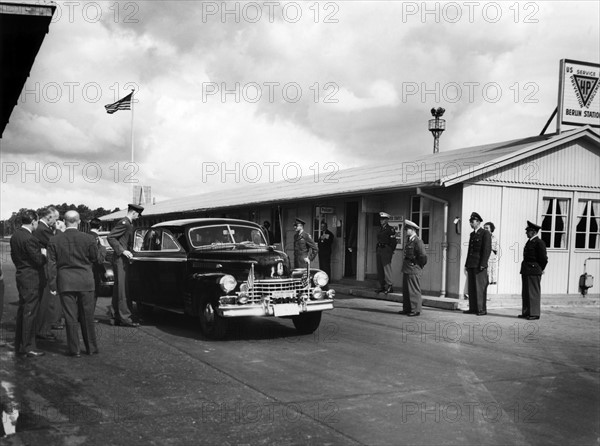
154;229;188;309
129;228;159;307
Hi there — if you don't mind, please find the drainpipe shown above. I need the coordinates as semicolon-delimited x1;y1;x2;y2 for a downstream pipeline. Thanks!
416;187;448;298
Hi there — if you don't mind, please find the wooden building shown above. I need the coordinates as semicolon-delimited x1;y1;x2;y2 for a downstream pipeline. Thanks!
101;126;600;299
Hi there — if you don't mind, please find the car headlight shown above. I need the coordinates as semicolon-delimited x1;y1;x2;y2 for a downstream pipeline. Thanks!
313;271;329;287
219;275;237;293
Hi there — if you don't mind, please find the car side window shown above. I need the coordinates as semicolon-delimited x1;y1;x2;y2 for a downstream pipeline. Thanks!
162;230;182;251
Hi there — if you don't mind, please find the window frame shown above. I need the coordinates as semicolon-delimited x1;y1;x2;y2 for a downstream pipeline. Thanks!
575;198;600;251
540;196;570;250
410;195;431;247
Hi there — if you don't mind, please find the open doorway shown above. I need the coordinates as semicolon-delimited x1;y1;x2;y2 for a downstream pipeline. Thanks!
344;201;358;278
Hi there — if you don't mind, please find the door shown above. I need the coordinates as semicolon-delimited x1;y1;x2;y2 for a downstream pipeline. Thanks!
344;202;359;278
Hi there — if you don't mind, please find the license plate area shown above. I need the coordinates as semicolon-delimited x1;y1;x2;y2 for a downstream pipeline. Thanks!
271;291;296;300
273;303;300;317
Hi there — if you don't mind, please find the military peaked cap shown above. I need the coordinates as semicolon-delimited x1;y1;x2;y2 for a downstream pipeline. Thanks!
404;219;420;230
469;212;483;222
128;203;144;215
526;220;541;231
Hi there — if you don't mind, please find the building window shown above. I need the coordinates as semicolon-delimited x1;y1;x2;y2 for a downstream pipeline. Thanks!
541;198;570;249
575;199;600;250
410;196;430;245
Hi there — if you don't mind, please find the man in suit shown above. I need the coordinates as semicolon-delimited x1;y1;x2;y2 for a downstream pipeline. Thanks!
107;204;143;327
519;220;548;320
376;212;397;294
463;212;492;316
317;221;334;277
400;220;428;316
34;206;60;340
293;218;318;269
10;210;46;357
47;211;101;357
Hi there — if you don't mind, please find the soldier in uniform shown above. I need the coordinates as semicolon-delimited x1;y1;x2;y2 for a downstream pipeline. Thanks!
463;212;492;316
318;221;334;277
107;203;143;327
519;220;548;320
400;220;428;316
293;218;318;269
376;212;396;294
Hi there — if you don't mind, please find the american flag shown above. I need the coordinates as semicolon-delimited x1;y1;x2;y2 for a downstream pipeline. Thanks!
104;92;133;114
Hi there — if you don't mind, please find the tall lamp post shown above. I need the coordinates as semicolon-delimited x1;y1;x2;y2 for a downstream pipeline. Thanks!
428;107;446;153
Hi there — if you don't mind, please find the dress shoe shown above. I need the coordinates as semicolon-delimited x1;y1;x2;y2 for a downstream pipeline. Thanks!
115;320;139;328
407;312;420;317
526;316;540;320
398;311;409;315
26;350;45;358
86;350;99;355
36;333;57;341
385;285;394;294
463;310;476;314
477;311;487;316
68;352;81;358
517;314;528;319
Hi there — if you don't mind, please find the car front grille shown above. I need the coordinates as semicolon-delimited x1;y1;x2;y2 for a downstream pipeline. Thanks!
246;277;309;304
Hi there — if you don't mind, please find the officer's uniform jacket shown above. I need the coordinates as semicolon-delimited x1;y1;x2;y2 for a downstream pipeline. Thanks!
520;235;548;275
294;231;318;266
107;217;134;257
402;235;427;275
465;227;492;269
376;223;396;263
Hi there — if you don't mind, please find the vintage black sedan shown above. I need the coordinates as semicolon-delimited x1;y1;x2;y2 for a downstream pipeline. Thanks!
128;218;335;339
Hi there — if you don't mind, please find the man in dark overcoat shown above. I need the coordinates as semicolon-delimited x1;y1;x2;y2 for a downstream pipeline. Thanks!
10;210;46;357
519;220;548;320
293;218;318;269
48;211;102;356
376;212;396;294
401;220;428;316
463;212;492;315
34;206;60;339
107;204;143;327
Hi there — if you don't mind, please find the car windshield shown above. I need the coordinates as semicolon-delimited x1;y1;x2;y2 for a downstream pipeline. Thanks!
188;224;267;249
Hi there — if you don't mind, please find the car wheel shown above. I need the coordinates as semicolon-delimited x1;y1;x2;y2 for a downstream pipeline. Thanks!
292;311;322;334
198;296;228;339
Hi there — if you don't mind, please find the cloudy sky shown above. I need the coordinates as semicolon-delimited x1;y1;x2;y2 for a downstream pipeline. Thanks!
1;0;599;219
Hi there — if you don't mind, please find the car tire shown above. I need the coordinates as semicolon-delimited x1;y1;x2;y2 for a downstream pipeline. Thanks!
292;311;322;334
198;296;228;340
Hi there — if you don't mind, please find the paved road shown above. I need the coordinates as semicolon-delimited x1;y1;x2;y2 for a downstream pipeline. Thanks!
1;255;599;445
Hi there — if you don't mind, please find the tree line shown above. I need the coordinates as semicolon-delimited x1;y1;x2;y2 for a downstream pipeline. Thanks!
1;204;120;236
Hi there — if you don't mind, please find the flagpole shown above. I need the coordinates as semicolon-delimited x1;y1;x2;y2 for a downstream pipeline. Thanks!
130;89;135;203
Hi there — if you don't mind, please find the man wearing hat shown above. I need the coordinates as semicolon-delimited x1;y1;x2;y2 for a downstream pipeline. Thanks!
293;218;318;269
376;212;397;294
107;203;144;327
519;221;548;320
401;220;428;316
463;211;492;315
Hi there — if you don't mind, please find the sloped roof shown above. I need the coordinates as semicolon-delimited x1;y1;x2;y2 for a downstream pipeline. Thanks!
101;126;599;221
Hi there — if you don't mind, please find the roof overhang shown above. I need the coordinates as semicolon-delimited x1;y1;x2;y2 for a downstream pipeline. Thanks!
0;1;56;138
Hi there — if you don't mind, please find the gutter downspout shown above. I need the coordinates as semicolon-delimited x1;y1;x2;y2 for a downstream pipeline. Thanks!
416;187;448;298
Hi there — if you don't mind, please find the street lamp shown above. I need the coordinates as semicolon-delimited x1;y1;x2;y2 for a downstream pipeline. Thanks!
428;107;446;153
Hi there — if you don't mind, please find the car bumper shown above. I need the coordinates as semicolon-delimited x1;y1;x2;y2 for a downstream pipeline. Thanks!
218;299;334;318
